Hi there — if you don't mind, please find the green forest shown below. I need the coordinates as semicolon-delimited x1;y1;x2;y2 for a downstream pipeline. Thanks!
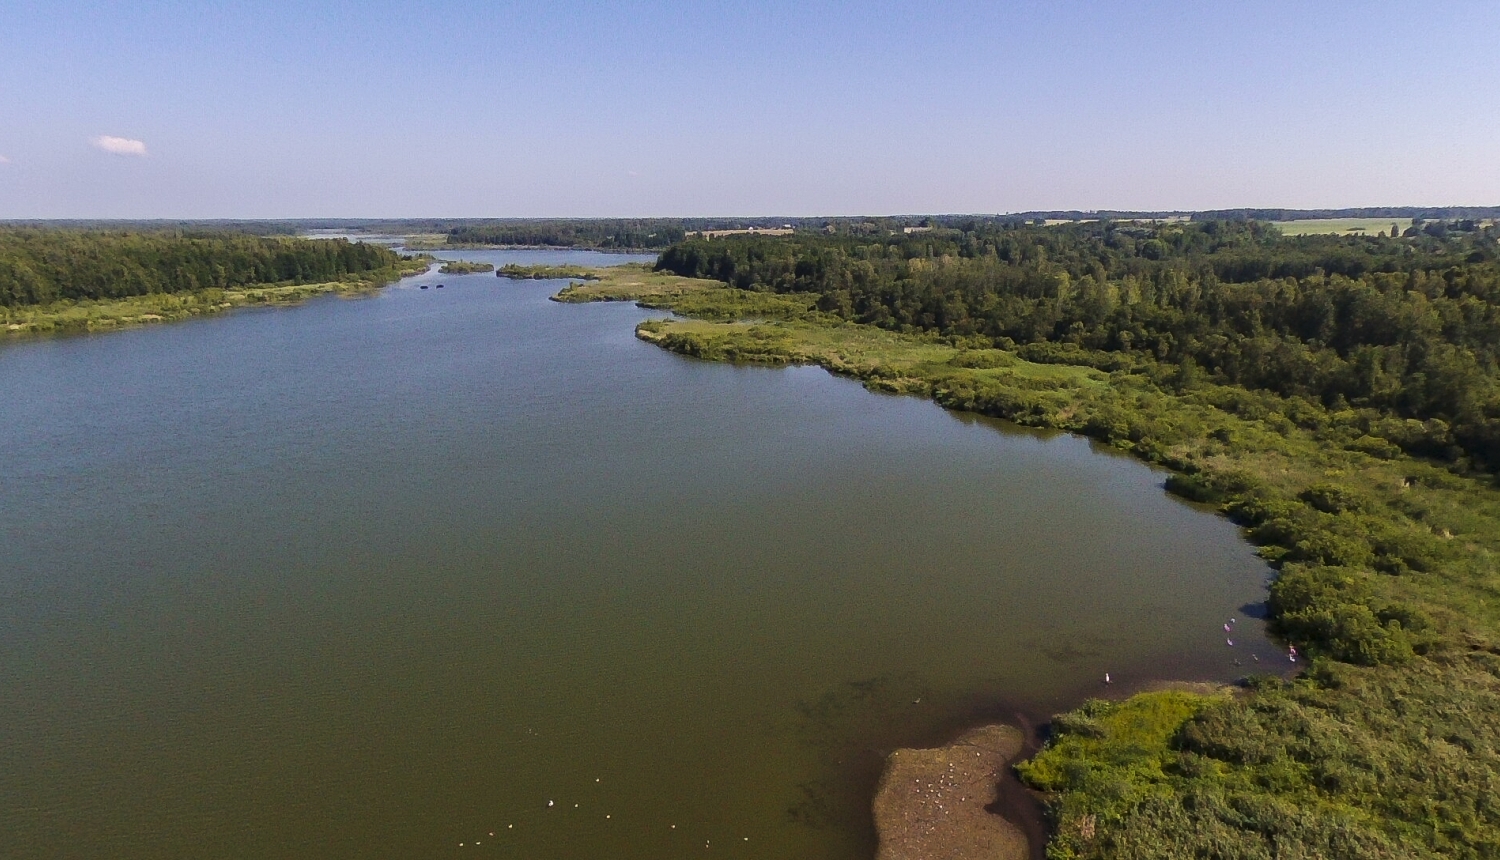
446;219;688;249
0;229;406;307
659;221;1500;472
645;220;1500;858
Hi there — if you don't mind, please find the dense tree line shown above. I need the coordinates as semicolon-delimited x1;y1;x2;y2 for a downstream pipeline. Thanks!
447;219;689;249
0;229;405;307
1192;206;1500;222
964;208;1500;223
657;221;1500;470
0;220;303;235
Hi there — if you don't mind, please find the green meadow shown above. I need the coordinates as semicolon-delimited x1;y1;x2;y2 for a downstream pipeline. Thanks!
1272;218;1412;236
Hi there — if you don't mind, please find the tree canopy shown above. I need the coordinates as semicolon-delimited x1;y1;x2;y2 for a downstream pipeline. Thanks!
0;229;405;307
657;220;1500;471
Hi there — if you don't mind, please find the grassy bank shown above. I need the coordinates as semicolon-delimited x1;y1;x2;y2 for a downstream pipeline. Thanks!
438;260;494;274
501;264;602;280
560;262;1500;859
1;259;428;337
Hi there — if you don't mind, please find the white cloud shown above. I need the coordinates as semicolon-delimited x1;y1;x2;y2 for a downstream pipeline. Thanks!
92;136;148;157
0;154;10;164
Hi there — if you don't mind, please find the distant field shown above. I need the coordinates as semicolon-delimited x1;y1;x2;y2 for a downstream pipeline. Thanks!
1042;217;1191;226
1273;218;1411;236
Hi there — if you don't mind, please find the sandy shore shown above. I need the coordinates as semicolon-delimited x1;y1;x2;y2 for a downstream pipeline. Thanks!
872;724;1030;860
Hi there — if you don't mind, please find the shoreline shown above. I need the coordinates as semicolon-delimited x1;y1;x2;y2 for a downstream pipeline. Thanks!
0;259;429;340
553;263;1289;859
598;250;1475;856
873;724;1030;860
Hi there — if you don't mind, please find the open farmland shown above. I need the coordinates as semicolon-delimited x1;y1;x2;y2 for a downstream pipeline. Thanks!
1273;218;1412;236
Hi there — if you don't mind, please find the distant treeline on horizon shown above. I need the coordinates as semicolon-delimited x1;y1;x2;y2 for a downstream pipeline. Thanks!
6;208;1499;249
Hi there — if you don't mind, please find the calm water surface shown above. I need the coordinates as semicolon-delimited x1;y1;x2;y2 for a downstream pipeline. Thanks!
0;250;1275;859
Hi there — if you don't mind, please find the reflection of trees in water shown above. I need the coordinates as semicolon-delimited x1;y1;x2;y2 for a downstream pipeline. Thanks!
783;674;1028;840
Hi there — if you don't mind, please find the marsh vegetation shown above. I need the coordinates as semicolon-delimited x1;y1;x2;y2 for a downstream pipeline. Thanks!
437;260;494;274
573;216;1500;858
498;263;602;280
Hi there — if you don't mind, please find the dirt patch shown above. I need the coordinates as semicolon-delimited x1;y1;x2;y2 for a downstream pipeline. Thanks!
872;723;1029;860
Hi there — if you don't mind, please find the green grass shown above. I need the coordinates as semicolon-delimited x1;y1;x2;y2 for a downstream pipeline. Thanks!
1015;690;1227;839
1272;218;1412;236
549;263;715;300
1;260;426;337
438;260;494;274
1019;659;1500;859
497;264;602;281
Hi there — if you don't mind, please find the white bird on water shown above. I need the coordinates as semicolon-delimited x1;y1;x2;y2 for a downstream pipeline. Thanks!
1104;672;1112;684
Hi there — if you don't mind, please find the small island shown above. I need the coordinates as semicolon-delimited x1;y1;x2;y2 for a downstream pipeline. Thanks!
497;263;601;281
437;260;495;274
556;219;1500;859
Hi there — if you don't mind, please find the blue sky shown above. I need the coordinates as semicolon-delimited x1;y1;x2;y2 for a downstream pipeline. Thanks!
1;1;1497;217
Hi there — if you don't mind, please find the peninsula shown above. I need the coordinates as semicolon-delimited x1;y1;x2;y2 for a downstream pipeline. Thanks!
556;216;1500;859
0;230;426;335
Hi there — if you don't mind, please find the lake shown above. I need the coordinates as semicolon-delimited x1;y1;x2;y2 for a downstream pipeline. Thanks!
0;249;1276;859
